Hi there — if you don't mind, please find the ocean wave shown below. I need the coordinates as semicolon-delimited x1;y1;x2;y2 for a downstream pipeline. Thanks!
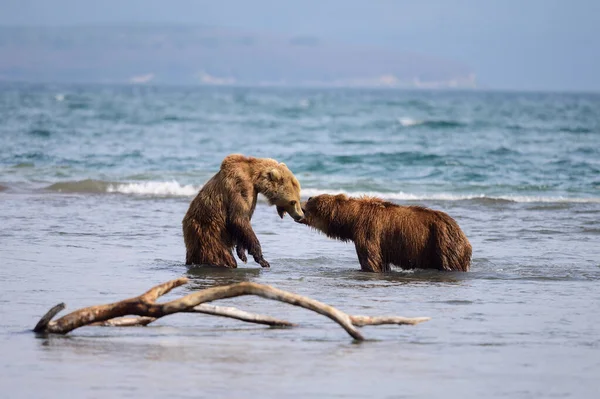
107;181;199;196
398;117;423;127
300;188;600;204
331;151;442;166
41;180;600;203
12;162;35;168
45;180;200;196
47;179;111;193
397;117;465;128
506;124;594;134
559;126;592;134
28;128;52;137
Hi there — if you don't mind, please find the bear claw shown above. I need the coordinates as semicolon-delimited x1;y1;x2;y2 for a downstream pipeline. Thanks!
236;246;248;263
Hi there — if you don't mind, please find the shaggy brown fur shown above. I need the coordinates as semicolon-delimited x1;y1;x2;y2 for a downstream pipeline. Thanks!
183;154;304;268
299;194;471;272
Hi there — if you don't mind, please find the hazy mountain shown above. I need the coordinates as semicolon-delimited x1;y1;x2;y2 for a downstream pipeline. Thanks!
0;26;476;88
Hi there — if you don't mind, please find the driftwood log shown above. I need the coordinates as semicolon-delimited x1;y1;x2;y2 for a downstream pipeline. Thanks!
33;278;430;340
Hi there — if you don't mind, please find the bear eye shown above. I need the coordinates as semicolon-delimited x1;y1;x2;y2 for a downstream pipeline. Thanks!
290;200;296;206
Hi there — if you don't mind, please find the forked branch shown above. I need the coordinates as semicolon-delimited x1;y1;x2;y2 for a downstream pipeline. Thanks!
89;304;295;328
33;278;430;340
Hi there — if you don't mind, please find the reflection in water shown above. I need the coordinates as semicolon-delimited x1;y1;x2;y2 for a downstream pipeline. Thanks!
185;265;262;290
334;269;465;284
184;261;467;290
32;326;365;366
36;333;218;363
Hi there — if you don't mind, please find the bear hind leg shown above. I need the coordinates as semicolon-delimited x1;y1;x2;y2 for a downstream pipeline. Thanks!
221;249;238;268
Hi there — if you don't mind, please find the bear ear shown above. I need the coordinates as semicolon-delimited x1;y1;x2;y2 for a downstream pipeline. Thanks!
279;162;287;168
268;168;282;181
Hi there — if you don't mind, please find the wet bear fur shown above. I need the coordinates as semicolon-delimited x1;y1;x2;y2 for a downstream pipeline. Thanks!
299;194;471;272
183;154;304;268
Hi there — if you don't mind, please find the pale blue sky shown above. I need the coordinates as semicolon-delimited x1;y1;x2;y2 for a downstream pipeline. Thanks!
2;0;599;91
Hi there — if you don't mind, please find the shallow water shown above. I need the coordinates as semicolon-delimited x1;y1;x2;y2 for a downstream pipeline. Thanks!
1;84;600;398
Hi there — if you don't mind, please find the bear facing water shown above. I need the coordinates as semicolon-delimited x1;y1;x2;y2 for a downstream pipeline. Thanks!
298;194;471;272
183;154;304;268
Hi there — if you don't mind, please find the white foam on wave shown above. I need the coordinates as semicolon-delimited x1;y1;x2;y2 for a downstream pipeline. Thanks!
398;117;423;127
482;195;600;203
55;94;65;102
107;181;199;196
102;181;600;203
298;99;310;108
300;188;600;203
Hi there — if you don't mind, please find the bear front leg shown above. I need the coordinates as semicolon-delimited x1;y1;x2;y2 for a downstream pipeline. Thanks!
228;217;270;268
354;240;384;273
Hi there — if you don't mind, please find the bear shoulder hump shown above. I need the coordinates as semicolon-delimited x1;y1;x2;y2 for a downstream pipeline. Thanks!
221;154;249;170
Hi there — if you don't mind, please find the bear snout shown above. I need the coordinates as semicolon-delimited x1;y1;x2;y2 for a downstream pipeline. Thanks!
291;208;304;222
294;217;308;225
280;202;304;221
295;209;309;224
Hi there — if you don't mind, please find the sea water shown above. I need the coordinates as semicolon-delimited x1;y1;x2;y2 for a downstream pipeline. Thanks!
1;83;599;398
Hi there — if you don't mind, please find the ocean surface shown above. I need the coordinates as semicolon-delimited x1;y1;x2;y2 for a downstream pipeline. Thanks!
1;83;599;398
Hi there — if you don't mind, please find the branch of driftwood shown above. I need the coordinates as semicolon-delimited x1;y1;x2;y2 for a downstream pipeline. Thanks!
33;278;430;340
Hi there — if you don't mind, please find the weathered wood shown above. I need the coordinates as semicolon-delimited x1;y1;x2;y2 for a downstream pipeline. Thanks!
33;302;65;333
159;282;365;339
34;278;429;340
350;315;431;326
90;305;294;327
90;317;156;327
189;304;295;327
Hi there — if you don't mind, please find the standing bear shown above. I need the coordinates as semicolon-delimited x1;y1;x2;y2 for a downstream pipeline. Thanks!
183;154;304;268
298;194;472;272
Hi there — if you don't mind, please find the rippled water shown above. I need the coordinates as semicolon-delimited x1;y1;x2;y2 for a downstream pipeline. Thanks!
1;83;599;398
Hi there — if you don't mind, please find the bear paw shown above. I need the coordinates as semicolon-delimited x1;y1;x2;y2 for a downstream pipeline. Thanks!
236;245;248;263
256;258;270;268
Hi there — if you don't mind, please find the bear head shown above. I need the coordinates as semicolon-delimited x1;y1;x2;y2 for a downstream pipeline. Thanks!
259;163;304;222
298;194;351;238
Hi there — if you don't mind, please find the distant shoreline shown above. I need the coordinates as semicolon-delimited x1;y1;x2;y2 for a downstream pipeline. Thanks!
2;79;600;95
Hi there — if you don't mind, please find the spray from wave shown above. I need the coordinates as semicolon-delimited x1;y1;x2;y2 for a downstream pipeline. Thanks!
108;181;199;196
46;180;199;196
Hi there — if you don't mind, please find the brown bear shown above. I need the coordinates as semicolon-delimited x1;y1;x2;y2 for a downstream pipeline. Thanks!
298;194;471;272
183;154;304;268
